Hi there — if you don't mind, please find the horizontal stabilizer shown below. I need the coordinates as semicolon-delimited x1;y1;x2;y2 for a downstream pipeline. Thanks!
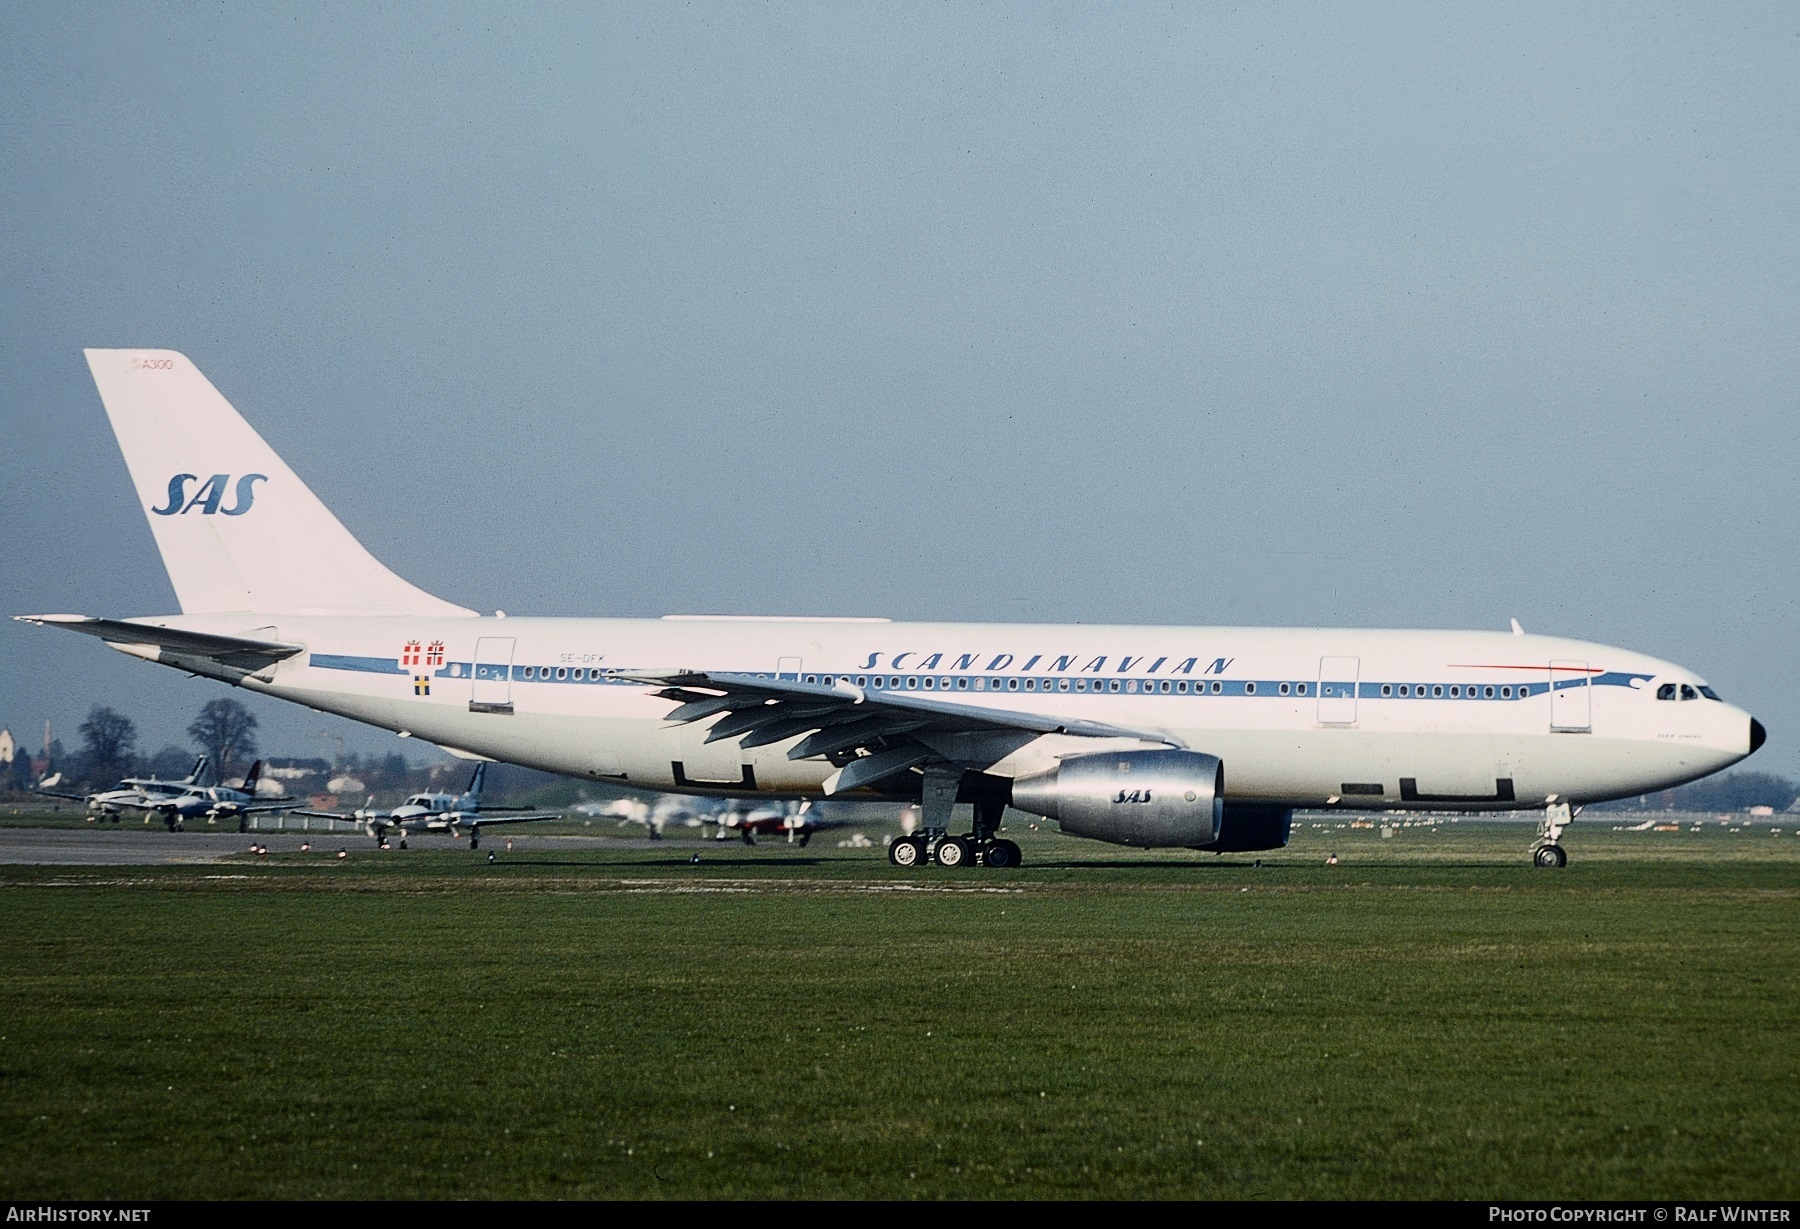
15;614;303;672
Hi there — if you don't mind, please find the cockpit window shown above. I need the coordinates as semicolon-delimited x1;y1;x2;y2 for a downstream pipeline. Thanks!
1680;684;1699;701
1699;685;1722;701
1656;683;1676;701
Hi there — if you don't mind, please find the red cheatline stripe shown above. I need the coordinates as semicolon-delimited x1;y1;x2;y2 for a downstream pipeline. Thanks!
1446;663;1602;673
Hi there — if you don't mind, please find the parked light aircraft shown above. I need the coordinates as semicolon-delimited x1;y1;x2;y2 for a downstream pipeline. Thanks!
717;800;855;847
294;761;560;848
155;759;295;831
20;351;1766;869
38;755;209;820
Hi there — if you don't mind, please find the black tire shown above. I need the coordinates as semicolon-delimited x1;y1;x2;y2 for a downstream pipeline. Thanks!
985;838;1022;869
935;835;971;868
1533;844;1567;868
888;837;921;867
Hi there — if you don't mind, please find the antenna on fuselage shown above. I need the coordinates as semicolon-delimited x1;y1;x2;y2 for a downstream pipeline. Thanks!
1510;618;1525;636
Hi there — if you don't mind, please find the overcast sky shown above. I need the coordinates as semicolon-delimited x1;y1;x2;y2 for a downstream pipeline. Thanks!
2;3;1795;778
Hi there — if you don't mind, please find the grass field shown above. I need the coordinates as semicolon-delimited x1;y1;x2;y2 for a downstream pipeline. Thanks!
1;818;1796;1199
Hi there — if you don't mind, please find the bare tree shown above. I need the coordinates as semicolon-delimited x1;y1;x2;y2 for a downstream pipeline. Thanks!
187;699;259;783
78;706;138;785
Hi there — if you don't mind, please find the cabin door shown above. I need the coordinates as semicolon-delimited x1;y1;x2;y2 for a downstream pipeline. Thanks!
471;637;516;714
1550;660;1591;732
1317;657;1360;725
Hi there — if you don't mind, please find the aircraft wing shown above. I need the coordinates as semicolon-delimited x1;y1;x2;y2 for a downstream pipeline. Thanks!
16;615;304;673
612;669;1180;793
462;811;564;827
34;789;92;802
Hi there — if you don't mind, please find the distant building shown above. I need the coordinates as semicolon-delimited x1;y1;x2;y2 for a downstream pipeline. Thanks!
0;728;13;765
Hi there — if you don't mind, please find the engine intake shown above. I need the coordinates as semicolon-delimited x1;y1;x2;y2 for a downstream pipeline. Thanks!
1011;749;1223;848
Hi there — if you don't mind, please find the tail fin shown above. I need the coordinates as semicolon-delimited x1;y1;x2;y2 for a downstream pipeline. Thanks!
240;760;262;793
185;756;208;786
84;349;473;617
462;762;488;804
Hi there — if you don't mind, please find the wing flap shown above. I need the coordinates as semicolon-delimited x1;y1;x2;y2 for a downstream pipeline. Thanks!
614;667;1180;788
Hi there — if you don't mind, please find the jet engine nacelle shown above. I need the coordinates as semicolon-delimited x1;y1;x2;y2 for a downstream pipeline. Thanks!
1011;749;1224;848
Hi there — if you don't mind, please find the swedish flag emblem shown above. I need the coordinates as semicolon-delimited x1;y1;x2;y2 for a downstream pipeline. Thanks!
413;675;430;696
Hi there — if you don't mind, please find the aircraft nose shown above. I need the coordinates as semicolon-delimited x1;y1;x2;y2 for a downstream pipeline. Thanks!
1749;717;1767;755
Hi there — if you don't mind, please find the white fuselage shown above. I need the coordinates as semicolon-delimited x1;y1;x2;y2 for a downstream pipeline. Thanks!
151;613;1755;810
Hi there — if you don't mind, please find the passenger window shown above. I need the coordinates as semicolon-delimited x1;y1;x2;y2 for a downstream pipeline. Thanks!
1381;684;1392;697
1680;684;1699;701
1278;682;1290;696
1297;683;1308;695
1656;683;1675;701
1432;685;1443;698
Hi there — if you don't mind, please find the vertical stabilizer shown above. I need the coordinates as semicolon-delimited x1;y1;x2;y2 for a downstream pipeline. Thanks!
85;349;473;617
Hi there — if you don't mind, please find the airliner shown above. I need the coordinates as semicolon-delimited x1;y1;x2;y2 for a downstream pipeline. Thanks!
19;351;1765;869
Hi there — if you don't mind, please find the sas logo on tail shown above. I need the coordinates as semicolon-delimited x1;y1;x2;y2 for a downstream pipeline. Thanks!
151;473;267;516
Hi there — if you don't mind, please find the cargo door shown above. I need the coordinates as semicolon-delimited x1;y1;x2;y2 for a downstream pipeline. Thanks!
470;637;515;714
1550;660;1591;732
1318;656;1360;725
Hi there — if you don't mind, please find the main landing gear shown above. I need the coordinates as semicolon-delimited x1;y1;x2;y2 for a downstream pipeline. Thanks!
1531;801;1573;867
886;773;1023;869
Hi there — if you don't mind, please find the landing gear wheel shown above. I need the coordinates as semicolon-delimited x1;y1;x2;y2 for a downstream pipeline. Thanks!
934;835;971;868
888;837;922;867
984;838;1022;869
1533;844;1567;868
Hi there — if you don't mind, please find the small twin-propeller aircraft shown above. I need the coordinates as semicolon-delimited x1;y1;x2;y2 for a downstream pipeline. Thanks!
713;800;853;847
295;762;561;848
40;756;292;830
38;755;210;819
20;351;1766;869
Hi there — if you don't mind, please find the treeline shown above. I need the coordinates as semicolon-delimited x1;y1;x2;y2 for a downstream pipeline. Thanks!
1588;772;1798;813
3;700;442;801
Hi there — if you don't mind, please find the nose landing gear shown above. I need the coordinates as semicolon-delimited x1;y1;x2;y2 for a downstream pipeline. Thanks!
1531;801;1573;867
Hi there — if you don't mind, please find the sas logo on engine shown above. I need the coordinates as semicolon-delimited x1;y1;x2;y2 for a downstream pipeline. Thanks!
1114;789;1154;804
150;473;268;516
